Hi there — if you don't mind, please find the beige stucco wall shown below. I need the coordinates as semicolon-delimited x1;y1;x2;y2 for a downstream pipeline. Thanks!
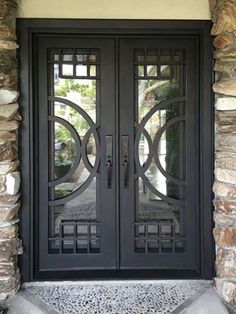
18;0;211;19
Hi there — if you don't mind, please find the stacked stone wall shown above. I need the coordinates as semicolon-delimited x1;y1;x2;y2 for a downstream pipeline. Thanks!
210;0;236;312
0;0;22;301
1;0;236;309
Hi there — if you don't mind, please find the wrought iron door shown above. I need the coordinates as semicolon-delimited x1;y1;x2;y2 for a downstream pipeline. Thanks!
37;38;116;271
36;36;200;274
119;39;199;269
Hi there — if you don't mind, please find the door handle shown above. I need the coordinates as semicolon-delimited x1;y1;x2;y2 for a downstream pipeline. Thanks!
123;160;129;188
122;135;129;188
106;135;113;189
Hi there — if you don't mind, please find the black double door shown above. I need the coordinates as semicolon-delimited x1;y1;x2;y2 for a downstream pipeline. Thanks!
36;36;200;276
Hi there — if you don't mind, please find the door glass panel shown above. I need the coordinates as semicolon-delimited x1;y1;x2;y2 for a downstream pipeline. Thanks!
135;49;186;254
147;65;158;76
62;64;73;76
76;65;87;76
160;65;171;77
48;48;100;254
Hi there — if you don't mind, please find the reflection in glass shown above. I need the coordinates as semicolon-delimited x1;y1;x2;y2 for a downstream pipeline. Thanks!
89;65;96;77
147;65;157;76
63;55;73;62
138;66;144;76
54;79;96;123
135;49;186;254
160;65;171;77
50;179;99;254
160;122;185;181
76;65;87;76
62;64;73;76
54;122;75;180
89;54;96;62
76;54;86;62
48;49;100;254
52;77;97;197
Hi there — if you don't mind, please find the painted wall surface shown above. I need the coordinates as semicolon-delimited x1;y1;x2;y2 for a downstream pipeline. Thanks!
18;0;211;19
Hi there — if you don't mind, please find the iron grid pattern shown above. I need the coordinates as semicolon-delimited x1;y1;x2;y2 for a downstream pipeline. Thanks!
135;220;186;253
49;220;101;254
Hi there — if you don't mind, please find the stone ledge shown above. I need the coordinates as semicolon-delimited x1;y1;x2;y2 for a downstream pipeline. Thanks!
0;218;18;228
0;50;16;72
215;50;236;59
214;211;236;227
0;121;18;132
213;181;236;199
216;133;236;152
0;238;22;262
0;271;20;301
216;110;236;124
214;199;236;214
0;89;18;105
0;0;17;21
0;193;20;205
0;203;19;221
211;1;236;36
0;24;14;40
0;172;20;196
217;124;236;133
0;224;18;239
0;143;17;162
216;248;236;278
213;80;236;97
216;152;236;170
0;258;17;277
214;61;236;79
0;103;18;121
213;33;234;49
215;168;236;185
214;227;236;247
0;131;16;144
0;40;18;50
0;73;17;89
215;278;236;305
0;161;18;175
215;97;236;111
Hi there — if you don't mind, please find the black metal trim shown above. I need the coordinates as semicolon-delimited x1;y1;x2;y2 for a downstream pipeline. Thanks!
17;19;214;282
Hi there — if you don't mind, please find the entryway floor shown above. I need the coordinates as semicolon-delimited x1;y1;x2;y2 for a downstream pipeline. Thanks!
4;280;229;314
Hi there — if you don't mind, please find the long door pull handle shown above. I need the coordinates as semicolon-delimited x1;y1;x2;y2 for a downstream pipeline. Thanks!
123;159;129;188
122;135;129;188
106;159;112;189
106;135;113;189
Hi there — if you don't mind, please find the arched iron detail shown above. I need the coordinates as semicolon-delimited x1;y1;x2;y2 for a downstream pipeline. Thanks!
48;97;100;206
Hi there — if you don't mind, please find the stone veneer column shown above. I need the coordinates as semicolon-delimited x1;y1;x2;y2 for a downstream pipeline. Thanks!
0;0;22;301
209;0;236;312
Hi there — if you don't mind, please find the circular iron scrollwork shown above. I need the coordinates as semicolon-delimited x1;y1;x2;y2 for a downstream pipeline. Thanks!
48;96;100;206
135;97;186;206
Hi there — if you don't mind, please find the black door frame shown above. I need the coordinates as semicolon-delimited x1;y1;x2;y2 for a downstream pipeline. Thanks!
17;19;214;282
